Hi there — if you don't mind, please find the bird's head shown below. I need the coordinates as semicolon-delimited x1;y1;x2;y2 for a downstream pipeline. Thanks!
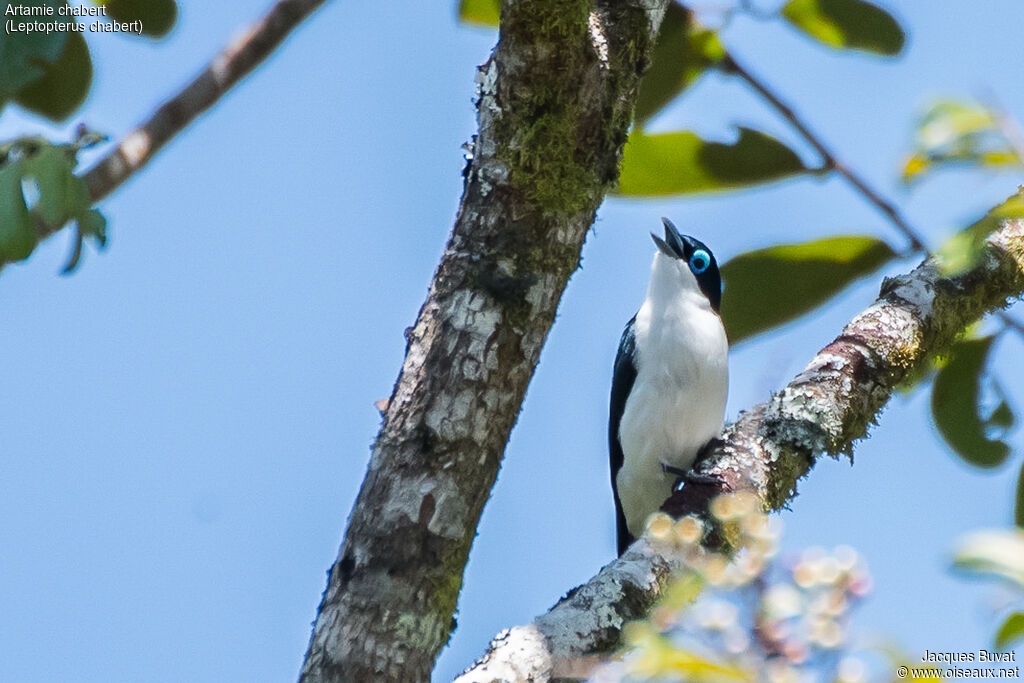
650;217;722;312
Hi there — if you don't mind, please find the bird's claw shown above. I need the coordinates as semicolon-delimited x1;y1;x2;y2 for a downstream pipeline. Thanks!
661;462;721;490
661;463;689;478
681;470;721;487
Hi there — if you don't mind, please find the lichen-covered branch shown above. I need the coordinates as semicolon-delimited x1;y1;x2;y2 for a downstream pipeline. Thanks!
457;215;1024;682
669;215;1024;518
454;540;673;683
298;2;668;682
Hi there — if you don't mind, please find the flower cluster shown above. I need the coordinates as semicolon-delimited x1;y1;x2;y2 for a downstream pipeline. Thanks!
594;492;874;683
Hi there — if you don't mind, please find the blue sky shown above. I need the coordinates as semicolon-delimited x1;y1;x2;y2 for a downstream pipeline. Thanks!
2;1;1024;681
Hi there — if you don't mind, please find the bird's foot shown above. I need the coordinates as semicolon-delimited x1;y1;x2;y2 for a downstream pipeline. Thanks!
660;463;689;478
661;462;721;489
680;470;722;487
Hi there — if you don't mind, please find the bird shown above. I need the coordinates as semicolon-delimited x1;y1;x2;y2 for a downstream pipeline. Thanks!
608;218;729;556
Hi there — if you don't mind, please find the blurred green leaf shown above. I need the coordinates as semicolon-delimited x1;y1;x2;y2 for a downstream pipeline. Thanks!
94;0;178;37
903;150;1020;185
953;529;1024;587
658;572;704;610
625;622;752;682
62;224;85;273
903;100;1022;185
457;0;499;27
0;136;102;269
0;151;38;264
719;236;896;344
1016;461;1024;528
616;127;808;196
781;0;904;56
937;190;1024;275
919;100;999;146
931;336;1013;468
991;400;1015;430
876;646;943;681
22;144;89;226
634;3;724;123
0;0;67;104
14;31;92;121
61;207;107;273
996;612;1024;650
78;207;107;247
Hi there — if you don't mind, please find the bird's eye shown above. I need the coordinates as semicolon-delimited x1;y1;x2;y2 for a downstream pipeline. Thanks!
689;249;711;274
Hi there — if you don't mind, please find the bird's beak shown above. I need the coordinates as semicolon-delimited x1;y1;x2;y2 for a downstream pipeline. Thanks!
661;217;687;258
651;231;676;257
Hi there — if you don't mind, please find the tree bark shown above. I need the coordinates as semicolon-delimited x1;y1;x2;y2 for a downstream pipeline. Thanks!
455;214;1024;682
453;539;673;683
298;2;668;681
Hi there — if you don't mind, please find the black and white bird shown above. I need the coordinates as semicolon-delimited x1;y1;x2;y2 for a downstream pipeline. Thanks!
608;218;729;556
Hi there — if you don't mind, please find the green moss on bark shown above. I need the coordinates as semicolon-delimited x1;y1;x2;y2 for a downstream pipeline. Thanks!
496;0;594;214
493;1;656;216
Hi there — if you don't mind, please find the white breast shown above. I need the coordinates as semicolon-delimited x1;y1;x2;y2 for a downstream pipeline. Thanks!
616;254;728;539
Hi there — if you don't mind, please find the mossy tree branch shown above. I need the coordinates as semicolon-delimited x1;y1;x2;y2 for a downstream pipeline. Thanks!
457;215;1024;682
665;214;1024;521
298;1;669;681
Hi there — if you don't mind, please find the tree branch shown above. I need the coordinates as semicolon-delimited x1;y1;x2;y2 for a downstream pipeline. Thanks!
454;541;674;683
76;0;331;208
674;213;1023;517
456;213;1024;682
720;53;926;254
298;2;669;681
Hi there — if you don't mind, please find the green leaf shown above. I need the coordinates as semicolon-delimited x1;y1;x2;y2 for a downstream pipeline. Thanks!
719;236;896;343
21;144;89;226
78;207;107;247
931;336;1012;468
94;0;178;37
0;136;101;269
457;0;499;27
1016;460;1024;528
996;613;1024;650
616;127;808;196
62;223;84;274
0;0;67;103
634;3;724;123
903;149;1020;185
781;0;905;56
953;529;1024;588
991;400;1015;430
62;207;107;273
918;100;999;148
14;30;92;121
625;622;752;682
902;100;1022;185
937;190;1024;275
0;151;37;263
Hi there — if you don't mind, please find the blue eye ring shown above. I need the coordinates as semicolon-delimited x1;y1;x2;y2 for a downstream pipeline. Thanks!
689;249;711;274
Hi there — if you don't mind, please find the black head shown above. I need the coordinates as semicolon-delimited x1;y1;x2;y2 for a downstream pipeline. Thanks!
650;217;722;312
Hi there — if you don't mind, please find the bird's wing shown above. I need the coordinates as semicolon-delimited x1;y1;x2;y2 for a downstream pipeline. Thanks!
609;316;638;556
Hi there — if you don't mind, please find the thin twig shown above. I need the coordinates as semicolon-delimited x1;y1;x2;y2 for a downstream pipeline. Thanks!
721;53;927;254
737;0;775;21
998;310;1024;337
724;54;1024;342
78;0;331;208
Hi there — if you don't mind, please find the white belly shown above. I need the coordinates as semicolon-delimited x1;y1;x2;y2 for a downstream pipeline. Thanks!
616;303;728;538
